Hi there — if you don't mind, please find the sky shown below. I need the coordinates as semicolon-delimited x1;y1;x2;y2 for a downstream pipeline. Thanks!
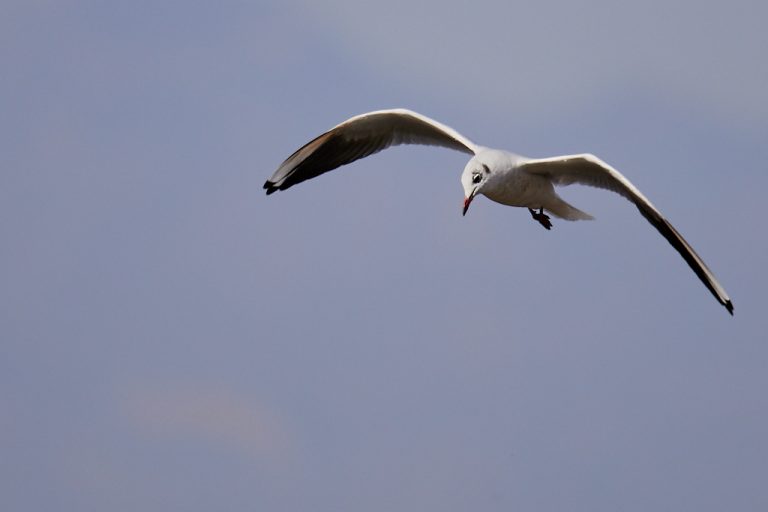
1;1;767;510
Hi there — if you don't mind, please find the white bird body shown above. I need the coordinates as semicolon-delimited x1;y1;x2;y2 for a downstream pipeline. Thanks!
470;150;535;207
464;149;590;220
265;109;733;315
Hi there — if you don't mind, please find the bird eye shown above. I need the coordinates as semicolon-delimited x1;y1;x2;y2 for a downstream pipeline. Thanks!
472;174;482;184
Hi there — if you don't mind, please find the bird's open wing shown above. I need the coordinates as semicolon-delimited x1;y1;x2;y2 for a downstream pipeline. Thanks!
520;153;733;314
264;109;479;194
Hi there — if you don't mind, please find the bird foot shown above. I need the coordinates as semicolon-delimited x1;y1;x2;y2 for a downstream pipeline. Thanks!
528;207;552;230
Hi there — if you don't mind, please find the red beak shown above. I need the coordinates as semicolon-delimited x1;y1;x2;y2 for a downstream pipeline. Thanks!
462;195;474;216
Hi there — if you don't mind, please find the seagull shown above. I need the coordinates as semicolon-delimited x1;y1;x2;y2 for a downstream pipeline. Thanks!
264;108;733;315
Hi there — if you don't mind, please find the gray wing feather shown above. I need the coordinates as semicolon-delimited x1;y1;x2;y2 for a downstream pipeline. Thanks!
264;109;478;194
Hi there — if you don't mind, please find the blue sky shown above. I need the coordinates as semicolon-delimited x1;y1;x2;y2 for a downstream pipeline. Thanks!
2;1;767;510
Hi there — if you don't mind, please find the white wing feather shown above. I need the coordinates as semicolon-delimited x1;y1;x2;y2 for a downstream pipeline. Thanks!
520;153;733;314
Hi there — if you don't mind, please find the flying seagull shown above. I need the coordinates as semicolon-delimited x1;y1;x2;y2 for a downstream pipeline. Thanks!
264;108;733;315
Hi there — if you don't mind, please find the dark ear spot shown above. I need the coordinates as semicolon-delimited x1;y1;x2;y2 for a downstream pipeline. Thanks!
482;164;490;174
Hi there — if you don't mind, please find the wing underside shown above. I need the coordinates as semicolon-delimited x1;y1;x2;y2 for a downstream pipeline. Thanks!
265;109;478;194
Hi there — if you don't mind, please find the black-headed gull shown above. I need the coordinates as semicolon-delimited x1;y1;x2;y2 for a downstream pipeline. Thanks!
265;109;733;315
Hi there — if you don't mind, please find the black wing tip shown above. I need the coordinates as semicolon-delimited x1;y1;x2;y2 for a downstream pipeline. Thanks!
264;181;278;195
725;299;734;316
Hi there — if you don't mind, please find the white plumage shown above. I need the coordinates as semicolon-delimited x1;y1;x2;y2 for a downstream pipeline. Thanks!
265;109;733;315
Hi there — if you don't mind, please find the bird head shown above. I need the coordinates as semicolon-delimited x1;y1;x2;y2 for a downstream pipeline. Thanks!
460;160;492;216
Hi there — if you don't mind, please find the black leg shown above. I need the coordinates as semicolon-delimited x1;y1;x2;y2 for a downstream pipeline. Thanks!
528;207;552;230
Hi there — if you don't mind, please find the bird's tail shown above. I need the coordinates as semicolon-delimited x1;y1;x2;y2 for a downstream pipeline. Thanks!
545;196;594;221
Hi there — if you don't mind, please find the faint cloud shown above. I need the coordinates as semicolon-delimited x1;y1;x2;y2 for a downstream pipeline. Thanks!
124;385;290;460
298;0;768;121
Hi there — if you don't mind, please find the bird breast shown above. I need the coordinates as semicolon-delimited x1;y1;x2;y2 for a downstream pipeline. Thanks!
483;169;554;208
